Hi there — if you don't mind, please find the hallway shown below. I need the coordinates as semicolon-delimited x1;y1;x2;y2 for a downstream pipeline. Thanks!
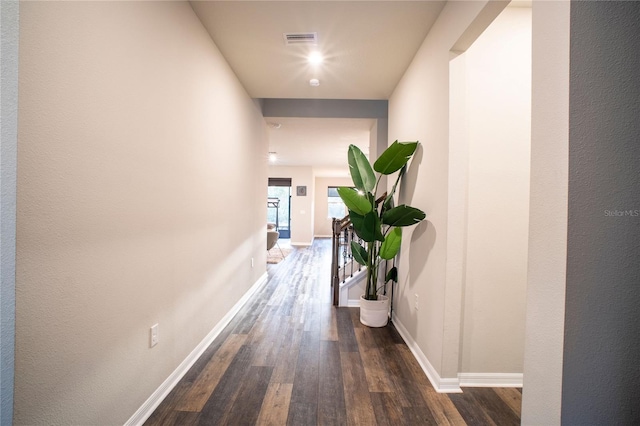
145;239;521;425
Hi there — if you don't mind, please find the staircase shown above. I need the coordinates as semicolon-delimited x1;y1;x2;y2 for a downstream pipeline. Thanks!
331;215;363;306
331;215;366;306
331;193;389;306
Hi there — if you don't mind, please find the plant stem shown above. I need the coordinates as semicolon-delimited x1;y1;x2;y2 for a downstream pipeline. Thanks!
366;240;375;299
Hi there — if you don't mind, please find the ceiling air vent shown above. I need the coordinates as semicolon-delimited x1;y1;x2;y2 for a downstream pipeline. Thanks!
283;32;318;45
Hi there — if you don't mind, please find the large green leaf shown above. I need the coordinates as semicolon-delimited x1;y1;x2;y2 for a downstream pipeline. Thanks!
382;205;426;227
348;144;376;193
380;228;402;260
373;141;419;175
350;241;368;266
350;210;384;243
337;187;372;216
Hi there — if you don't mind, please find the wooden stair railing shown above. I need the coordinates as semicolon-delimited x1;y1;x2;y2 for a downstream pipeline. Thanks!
331;193;386;306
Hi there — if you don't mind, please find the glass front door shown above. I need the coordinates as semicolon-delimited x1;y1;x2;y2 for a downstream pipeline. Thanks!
267;181;291;239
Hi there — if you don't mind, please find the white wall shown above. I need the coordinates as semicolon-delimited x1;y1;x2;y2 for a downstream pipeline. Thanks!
16;2;268;424
388;0;506;382
314;176;353;238
268;166;314;245
456;7;531;375
521;1;570;423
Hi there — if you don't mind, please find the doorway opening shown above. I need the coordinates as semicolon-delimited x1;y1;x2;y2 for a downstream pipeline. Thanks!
267;178;291;239
448;4;531;386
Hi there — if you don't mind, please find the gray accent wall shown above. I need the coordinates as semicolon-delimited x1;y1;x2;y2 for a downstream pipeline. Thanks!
261;98;387;119
1;1;18;424
564;1;640;424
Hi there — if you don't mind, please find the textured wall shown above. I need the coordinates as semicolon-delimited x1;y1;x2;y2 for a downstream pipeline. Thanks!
15;2;268;424
563;1;640;423
1;1;19;424
521;1;570;423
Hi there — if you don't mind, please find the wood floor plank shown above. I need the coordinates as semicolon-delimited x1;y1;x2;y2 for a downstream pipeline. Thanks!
341;351;377;426
235;295;270;335
256;383;293;426
320;302;339;341
176;333;247;412
461;387;520;426
246;304;275;345
179;326;233;384
370;322;405;350
254;323;288;367
318;340;347;425
286;402;317;426
173;411;200;426
251;307;290;367
394;344;433;389
353;322;377;351
349;306;362;329
289;287;308;326
144;408;181;426
336;308;359;353
222;366;273;425
393;342;466;425
276;279;299;317
143;380;193;426
354;327;394;392
197;344;254;425
402;406;439;425
449;391;498;426
376;343;423;408
288;331;320;424
422;386;467;425
270;321;302;384
304;297;321;334
370;392;403;426
493;387;522;417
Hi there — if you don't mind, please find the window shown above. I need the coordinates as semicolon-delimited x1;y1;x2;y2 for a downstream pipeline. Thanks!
328;186;349;219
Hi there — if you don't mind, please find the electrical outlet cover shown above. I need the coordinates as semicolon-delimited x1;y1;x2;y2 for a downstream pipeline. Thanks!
150;324;159;347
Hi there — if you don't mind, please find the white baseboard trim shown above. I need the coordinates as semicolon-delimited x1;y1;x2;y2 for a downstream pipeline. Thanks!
347;299;360;307
458;372;523;387
124;272;269;426
290;241;312;247
391;314;462;393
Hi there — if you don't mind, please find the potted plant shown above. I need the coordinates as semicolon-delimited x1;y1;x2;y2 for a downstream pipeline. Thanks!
337;141;426;327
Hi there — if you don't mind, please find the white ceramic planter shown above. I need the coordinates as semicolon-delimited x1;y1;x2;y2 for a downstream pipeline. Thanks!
359;295;389;327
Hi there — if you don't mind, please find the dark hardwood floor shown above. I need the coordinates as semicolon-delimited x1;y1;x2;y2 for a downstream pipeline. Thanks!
145;239;521;425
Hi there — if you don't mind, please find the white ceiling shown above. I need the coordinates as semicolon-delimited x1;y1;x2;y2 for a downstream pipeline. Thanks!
190;1;446;174
266;116;374;173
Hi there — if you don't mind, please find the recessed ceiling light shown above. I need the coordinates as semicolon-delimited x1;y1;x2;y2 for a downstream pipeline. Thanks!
309;78;320;87
308;51;323;65
269;152;277;162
